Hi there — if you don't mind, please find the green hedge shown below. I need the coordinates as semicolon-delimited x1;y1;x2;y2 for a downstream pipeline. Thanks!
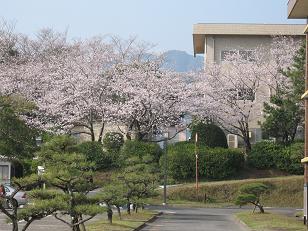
120;140;162;163
190;122;228;148
77;141;115;170
160;142;244;180
247;141;281;169
275;142;304;175
203;148;244;179
103;132;124;152
248;141;304;175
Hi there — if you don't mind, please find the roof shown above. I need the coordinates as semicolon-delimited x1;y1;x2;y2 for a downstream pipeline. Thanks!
193;23;306;56
288;0;308;19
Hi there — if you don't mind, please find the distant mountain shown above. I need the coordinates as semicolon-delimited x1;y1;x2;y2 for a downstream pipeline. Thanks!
162;50;203;72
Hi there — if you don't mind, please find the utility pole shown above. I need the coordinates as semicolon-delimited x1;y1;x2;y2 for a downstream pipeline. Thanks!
304;19;308;225
163;132;168;206
195;133;199;200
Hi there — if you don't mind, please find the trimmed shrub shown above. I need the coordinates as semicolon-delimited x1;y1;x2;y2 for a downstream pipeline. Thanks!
203;148;244;179
236;183;269;213
190;122;228;148
77;141;114;170
120;140;162;163
248;141;282;169
161;142;244;180
161;142;196;180
275;142;304;175
103;132;124;152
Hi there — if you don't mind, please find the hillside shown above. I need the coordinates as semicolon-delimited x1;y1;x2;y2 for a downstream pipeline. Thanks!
162;50;203;72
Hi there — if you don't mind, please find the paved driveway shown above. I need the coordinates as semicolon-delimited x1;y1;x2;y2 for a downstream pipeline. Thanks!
140;207;247;231
0;206;298;231
0;213;104;231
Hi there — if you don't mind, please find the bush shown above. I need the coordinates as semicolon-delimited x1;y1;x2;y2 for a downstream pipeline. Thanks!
203;148;244;179
103;132;124;152
120;140;162;163
190;122;228;148
275;142;304;175
162;142;244;180
77;141;114;170
248;141;282;169
161;142;196;180
235;183;269;213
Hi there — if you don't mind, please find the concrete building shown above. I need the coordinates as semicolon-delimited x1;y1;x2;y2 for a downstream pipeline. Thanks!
193;23;306;147
0;158;14;184
287;0;308;224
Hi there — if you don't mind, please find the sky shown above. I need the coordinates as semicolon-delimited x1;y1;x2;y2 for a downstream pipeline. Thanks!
0;0;306;55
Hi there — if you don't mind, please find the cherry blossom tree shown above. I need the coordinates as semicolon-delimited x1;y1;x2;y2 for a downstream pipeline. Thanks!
112;60;188;140
5;31;119;142
191;36;301;153
1;30;190;142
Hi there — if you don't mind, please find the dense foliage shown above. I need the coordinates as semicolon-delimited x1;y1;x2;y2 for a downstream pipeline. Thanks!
262;43;305;145
161;142;244;180
77;141;112;170
236;183;269;213
275;142;304;175
0;96;37;160
248;141;304;175
190;122;228;148
120;140;162;163
103;132;124;153
247;141;281;169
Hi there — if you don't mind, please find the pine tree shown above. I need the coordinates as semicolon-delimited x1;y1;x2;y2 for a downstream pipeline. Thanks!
262;43;306;145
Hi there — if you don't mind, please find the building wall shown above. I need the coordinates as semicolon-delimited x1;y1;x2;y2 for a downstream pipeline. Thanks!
204;34;302;145
0;161;12;184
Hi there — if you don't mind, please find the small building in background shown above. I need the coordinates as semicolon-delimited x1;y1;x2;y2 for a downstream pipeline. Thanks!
193;23;306;148
0;157;14;185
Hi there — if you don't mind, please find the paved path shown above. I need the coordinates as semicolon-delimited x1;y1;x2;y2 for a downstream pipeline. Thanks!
0;206;298;231
140;206;300;231
140;207;247;231
0;212;104;231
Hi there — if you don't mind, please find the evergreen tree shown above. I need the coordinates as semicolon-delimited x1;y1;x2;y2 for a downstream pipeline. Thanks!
262;43;305;145
0;96;37;160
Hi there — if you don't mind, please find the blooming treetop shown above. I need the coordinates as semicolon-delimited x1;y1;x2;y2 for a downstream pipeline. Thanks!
191;36;301;152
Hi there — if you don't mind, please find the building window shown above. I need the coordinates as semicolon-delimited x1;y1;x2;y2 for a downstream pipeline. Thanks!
221;50;255;62
229;88;255;101
0;165;9;181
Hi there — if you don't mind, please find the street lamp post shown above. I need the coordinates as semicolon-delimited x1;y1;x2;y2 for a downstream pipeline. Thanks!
163;132;168;206
195;133;199;200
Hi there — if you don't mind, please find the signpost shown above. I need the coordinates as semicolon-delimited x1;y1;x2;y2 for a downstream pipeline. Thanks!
195;133;199;199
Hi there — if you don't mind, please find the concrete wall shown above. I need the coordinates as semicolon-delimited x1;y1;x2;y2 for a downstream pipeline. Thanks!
204;35;281;144
0;161;12;184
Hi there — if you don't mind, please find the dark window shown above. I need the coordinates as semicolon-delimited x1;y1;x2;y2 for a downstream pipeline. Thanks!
228;88;255;101
221;50;255;61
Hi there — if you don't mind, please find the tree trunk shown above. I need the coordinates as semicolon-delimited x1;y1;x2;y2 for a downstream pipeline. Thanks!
97;123;105;143
72;216;81;231
116;206;122;220
127;202;131;215
242;134;252;156
107;208;113;224
135;205;138;213
79;215;86;231
258;204;264;213
12;219;18;231
90;125;95;142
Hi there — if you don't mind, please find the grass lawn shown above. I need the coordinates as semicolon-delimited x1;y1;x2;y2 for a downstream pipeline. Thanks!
236;211;306;231
165;176;303;208
88;210;157;231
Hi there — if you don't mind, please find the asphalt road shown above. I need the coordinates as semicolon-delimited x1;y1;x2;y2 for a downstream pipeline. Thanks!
0;206;299;231
140;206;299;231
140;207;245;231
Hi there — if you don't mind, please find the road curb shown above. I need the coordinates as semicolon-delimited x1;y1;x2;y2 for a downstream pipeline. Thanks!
232;215;252;231
133;212;163;231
